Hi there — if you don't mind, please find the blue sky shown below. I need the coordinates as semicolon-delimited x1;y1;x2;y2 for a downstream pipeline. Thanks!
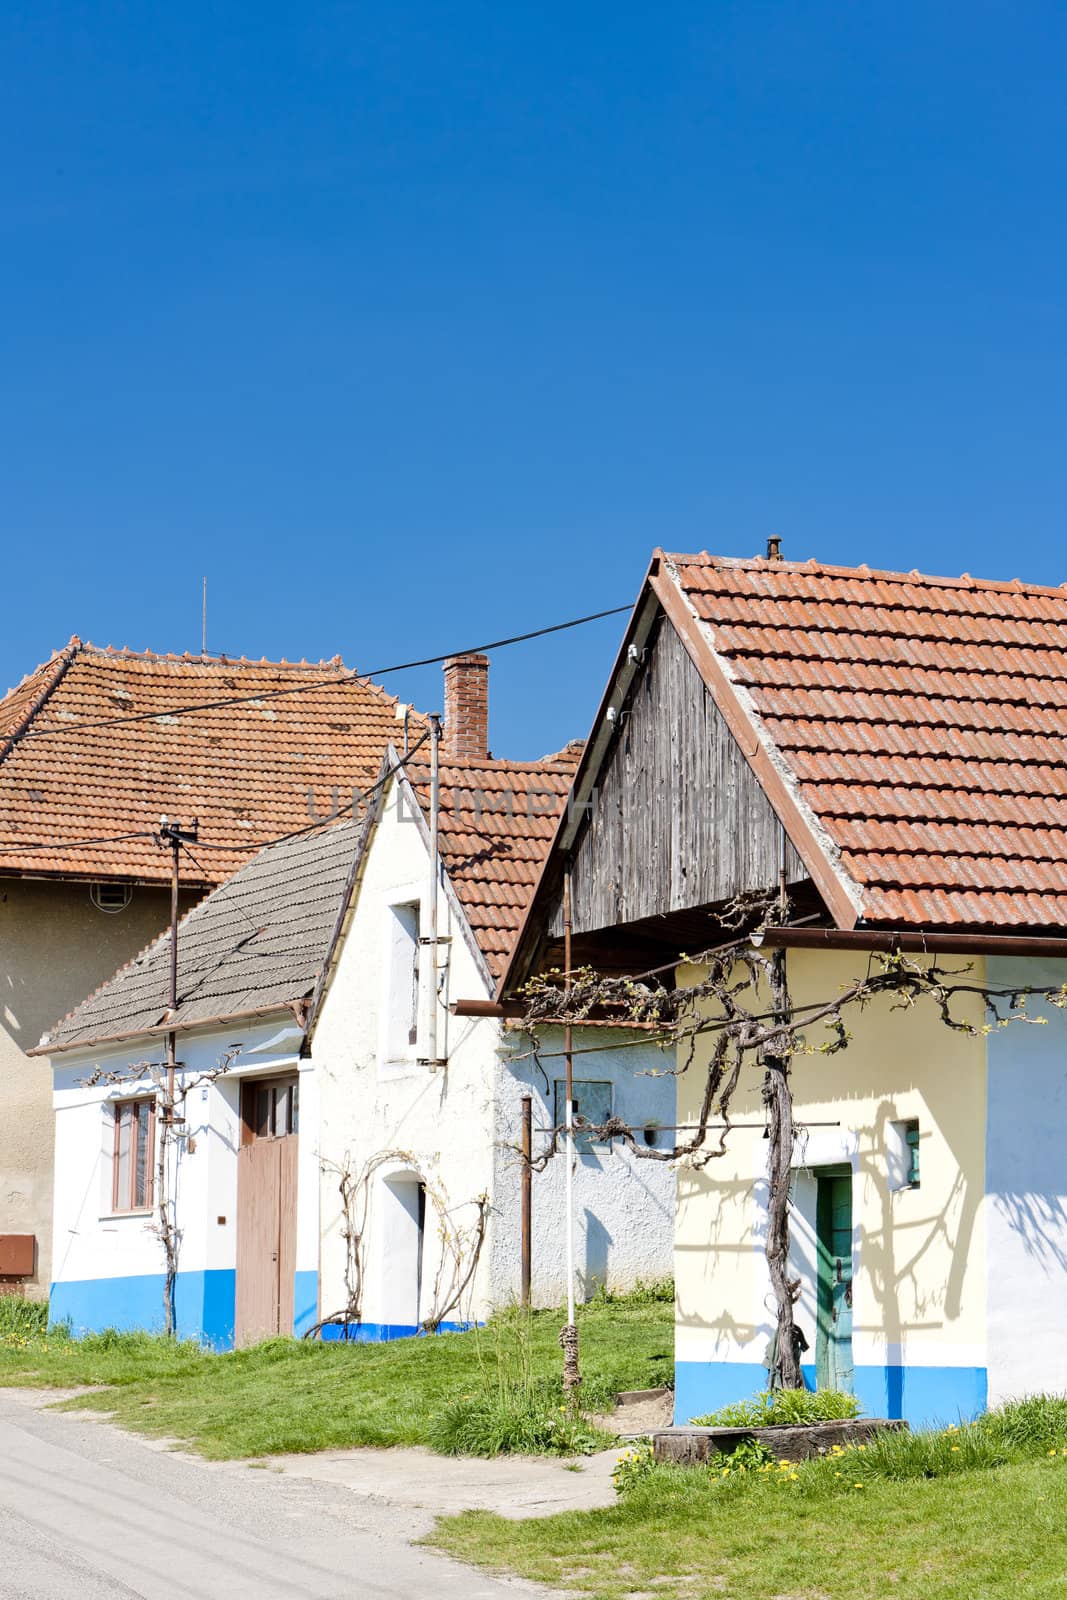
2;3;1064;758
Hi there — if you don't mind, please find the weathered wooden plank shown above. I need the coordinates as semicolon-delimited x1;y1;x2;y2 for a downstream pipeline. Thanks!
550;617;807;937
652;1419;906;1465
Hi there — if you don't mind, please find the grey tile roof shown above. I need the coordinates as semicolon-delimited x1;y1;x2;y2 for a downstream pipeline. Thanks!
38;819;361;1054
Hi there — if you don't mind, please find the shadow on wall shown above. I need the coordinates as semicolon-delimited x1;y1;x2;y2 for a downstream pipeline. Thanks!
859;1096;981;1361
675;1164;764;1350
994;1190;1067;1274
579;1209;612;1297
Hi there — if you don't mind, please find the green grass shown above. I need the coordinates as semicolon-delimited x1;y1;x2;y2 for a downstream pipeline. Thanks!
434;1458;1067;1599
432;1396;1067;1599
0;1294;671;1460
690;1386;860;1427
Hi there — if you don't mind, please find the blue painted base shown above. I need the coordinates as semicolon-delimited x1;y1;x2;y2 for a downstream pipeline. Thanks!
293;1271;319;1338
50;1270;236;1350
675;1360;988;1429
318;1320;476;1343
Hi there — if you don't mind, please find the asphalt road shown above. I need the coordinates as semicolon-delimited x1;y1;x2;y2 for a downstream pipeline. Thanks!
0;1390;530;1599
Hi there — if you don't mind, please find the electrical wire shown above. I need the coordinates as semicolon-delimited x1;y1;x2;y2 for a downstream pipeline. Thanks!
15;603;633;744
0;829;159;856
0;731;432;863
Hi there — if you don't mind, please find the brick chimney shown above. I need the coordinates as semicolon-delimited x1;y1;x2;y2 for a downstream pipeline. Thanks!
443;653;489;760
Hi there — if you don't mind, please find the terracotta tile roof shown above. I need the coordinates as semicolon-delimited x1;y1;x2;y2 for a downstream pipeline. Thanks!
0;639;423;885
406;745;582;977
37;820;363;1054
661;551;1067;929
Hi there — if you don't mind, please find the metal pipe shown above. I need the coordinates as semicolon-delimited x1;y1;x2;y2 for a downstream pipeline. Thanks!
451;998;517;1018
167;829;180;1117
520;1095;532;1309
563;866;575;1331
427;713;442;1067
761;926;1067;958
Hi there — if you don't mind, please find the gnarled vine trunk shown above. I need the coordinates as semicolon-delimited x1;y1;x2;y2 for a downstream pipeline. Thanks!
763;946;801;1387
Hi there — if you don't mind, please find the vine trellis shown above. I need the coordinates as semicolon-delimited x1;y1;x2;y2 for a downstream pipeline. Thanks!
516;892;1067;1386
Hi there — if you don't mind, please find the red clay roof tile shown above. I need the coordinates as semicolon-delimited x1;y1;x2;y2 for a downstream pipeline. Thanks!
662;552;1067;929
406;748;581;977
0;642;424;885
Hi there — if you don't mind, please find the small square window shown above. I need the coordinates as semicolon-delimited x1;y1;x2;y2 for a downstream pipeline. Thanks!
554;1079;612;1153
887;1117;921;1192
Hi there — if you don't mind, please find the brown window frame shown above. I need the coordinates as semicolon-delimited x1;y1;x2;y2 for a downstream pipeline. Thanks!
111;1096;156;1213
239;1076;299;1146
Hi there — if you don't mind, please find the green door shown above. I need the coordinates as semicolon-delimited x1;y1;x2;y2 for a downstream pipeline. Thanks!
815;1169;853;1392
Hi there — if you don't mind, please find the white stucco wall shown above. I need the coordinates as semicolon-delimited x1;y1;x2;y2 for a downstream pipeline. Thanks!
311;778;500;1329
311;775;676;1329
984;956;1067;1406
50;1018;316;1342
491;1026;676;1307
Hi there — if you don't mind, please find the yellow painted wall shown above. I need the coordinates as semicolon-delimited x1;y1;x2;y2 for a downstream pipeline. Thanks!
675;948;988;1375
0;878;197;1293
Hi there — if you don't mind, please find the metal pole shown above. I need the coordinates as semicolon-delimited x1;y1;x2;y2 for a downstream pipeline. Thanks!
520;1095;532;1309
427;713;442;1067
167;829;180;1116
560;865;581;1401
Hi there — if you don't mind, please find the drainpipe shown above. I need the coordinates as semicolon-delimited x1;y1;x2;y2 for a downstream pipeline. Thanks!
426;713;443;1068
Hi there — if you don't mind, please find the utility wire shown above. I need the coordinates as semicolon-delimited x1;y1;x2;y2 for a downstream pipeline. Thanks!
16;604;632;744
0;731;433;864
0;829;159;856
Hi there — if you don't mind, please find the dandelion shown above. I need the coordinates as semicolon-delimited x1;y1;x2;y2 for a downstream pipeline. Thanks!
853;1482;864;1490
1050;1449;1059;1457
950;1446;961;1453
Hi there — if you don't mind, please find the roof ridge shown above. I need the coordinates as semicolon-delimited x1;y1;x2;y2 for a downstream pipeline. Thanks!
79;643;360;673
0;637;83;766
660;550;1067;599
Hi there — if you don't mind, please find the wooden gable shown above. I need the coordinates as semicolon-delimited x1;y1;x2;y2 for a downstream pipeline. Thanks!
547;614;808;943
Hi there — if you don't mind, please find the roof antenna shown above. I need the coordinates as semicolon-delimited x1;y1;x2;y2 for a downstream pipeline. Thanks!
201;577;208;656
766;535;783;563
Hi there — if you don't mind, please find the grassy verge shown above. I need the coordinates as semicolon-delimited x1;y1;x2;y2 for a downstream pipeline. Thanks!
0;1290;671;1460
431;1396;1067;1600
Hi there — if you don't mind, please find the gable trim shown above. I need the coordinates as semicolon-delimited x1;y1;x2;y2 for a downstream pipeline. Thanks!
0;638;82;765
496;558;665;997
304;749;496;1048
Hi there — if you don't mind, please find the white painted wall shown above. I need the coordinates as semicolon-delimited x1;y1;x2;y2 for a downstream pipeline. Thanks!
311;773;676;1329
311;777;500;1329
985;956;1067;1405
491;1027;675;1307
50;1017;317;1338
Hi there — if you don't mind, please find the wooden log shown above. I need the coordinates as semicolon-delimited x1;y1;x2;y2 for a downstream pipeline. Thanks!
652;1418;906;1466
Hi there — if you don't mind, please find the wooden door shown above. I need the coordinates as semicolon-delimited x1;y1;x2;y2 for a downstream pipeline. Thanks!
235;1077;298;1346
815;1168;854;1393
